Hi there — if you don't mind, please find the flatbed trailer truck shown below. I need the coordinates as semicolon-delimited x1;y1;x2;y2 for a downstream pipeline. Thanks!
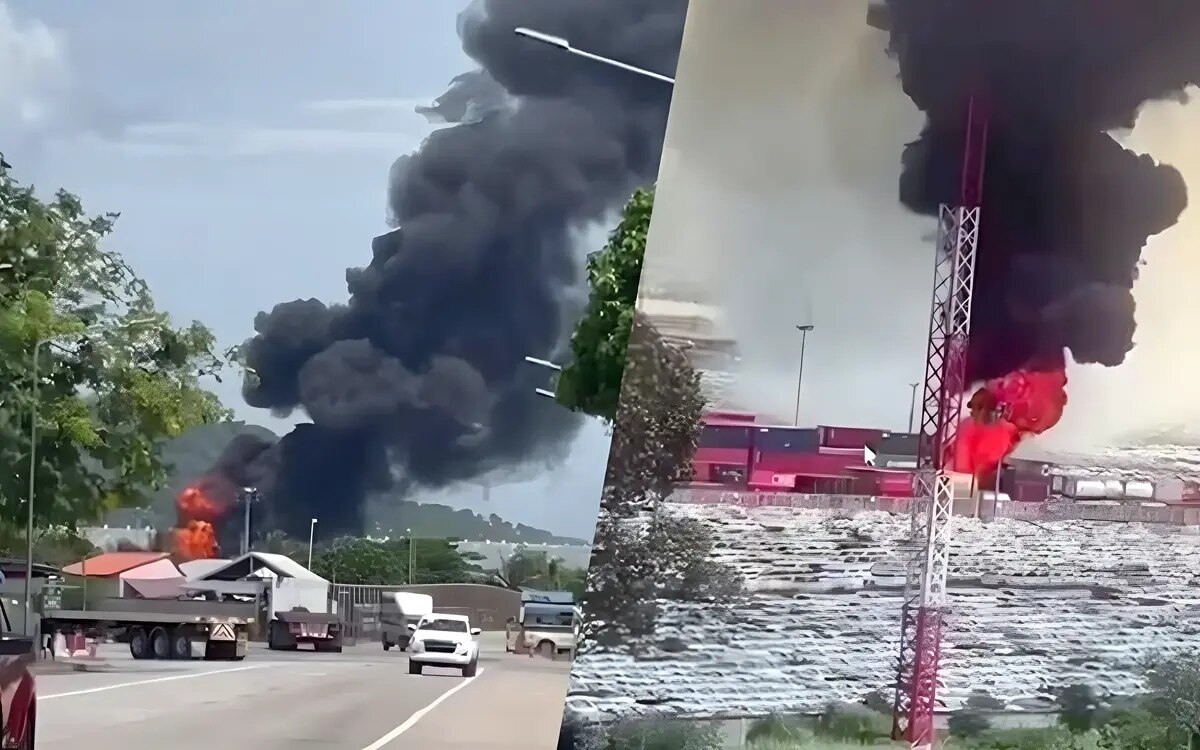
42;597;252;661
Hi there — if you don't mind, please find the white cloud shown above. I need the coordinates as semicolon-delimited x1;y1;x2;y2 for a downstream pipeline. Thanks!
303;97;429;115
108;121;417;158
0;2;68;131
102;97;442;159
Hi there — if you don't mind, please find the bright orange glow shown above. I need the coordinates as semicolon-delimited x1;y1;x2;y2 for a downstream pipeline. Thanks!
173;520;219;559
954;351;1068;485
173;483;229;560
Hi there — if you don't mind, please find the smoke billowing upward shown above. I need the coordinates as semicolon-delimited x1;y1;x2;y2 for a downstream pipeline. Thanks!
220;0;687;537
883;1;1195;383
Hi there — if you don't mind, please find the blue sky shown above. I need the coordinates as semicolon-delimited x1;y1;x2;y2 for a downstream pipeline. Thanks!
0;0;610;539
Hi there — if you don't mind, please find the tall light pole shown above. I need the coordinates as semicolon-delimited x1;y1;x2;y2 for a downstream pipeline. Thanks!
908;382;920;434
406;528;415;585
307;518;317;569
793;324;814;426
25;316;156;635
239;487;262;556
514;28;676;84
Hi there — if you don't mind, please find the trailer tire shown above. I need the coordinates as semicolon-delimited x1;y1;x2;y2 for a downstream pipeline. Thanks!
267;621;297;651
150;627;170;660
168;629;192;660
129;627;151;660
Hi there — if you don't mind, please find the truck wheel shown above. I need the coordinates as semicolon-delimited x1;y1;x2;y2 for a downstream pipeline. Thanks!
169;629;192;660
537;640;555;658
382;639;392;651
129;628;151;660
268;621;297;651
408;661;422;675
150;627;170;660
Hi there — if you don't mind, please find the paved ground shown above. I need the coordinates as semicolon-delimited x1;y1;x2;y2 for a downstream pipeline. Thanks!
36;633;570;749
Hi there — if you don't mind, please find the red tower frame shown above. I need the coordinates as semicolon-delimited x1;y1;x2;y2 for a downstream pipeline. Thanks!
891;96;989;748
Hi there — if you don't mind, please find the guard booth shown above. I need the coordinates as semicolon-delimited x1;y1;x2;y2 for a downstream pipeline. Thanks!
0;558;61;638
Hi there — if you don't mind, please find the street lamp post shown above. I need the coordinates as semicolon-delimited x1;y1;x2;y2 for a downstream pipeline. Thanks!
24;316;156;635
307;518;317;570
908;382;920;433
240;487;260;556
406;528;415;585
793;325;814;426
524;355;562;399
514;28;676;84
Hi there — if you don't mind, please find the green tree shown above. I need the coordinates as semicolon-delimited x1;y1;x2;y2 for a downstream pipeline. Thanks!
1144;654;1200;750
0;159;231;528
947;711;991;740
1056;683;1099;734
554;188;741;650
554;187;651;420
310;536;483;585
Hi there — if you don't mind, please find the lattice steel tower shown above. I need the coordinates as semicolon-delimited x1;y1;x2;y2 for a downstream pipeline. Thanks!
891;96;989;749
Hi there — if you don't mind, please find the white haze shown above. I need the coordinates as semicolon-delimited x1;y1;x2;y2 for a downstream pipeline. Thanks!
643;0;930;430
645;1;1199;448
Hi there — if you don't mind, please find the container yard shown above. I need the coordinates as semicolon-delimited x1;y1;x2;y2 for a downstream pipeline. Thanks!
687;411;1200;512
565;502;1200;722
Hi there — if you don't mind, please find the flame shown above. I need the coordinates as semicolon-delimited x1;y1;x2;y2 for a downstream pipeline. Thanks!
173;484;228;560
173;520;219;559
954;350;1069;484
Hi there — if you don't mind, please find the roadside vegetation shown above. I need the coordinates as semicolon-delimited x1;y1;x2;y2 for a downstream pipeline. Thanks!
573;656;1200;749
555;187;744;651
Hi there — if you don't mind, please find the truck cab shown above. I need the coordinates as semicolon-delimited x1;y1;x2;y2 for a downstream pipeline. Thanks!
506;592;578;658
0;597;35;749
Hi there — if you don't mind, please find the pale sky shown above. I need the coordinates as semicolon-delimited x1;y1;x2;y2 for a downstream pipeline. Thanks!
0;0;611;538
649;0;1200;451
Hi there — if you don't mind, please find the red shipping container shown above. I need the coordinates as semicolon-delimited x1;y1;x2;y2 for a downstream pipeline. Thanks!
818;425;886;449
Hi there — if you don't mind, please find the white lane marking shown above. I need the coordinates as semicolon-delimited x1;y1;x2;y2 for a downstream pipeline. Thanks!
40;664;275;699
360;668;485;750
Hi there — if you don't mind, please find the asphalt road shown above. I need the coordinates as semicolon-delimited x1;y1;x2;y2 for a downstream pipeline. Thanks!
36;634;570;749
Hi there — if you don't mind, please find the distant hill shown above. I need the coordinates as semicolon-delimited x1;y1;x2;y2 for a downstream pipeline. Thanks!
103;421;585;544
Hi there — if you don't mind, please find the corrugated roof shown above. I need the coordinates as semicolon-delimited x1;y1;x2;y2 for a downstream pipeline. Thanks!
179;558;231;580
200;552;327;583
62;551;170;577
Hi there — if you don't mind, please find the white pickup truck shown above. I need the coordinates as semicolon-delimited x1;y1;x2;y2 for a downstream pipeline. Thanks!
407;613;482;677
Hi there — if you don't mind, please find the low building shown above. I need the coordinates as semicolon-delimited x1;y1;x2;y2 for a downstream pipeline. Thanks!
61;552;182;606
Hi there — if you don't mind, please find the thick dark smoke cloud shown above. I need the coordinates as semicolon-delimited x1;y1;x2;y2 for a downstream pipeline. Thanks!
883;1;1195;381
219;0;687;538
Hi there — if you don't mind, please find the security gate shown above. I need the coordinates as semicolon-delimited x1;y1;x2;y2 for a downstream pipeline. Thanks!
330;584;390;646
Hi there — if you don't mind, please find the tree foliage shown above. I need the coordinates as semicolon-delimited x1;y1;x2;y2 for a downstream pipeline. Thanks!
309;535;484;585
495;546;586;596
556;188;742;650
554;187;652;422
0;158;231;528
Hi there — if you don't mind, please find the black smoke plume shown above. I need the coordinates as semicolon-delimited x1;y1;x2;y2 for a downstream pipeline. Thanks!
216;0;687;538
883;1;1195;381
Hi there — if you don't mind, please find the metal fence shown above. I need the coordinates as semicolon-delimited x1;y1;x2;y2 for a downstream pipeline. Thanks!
330;584;390;646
